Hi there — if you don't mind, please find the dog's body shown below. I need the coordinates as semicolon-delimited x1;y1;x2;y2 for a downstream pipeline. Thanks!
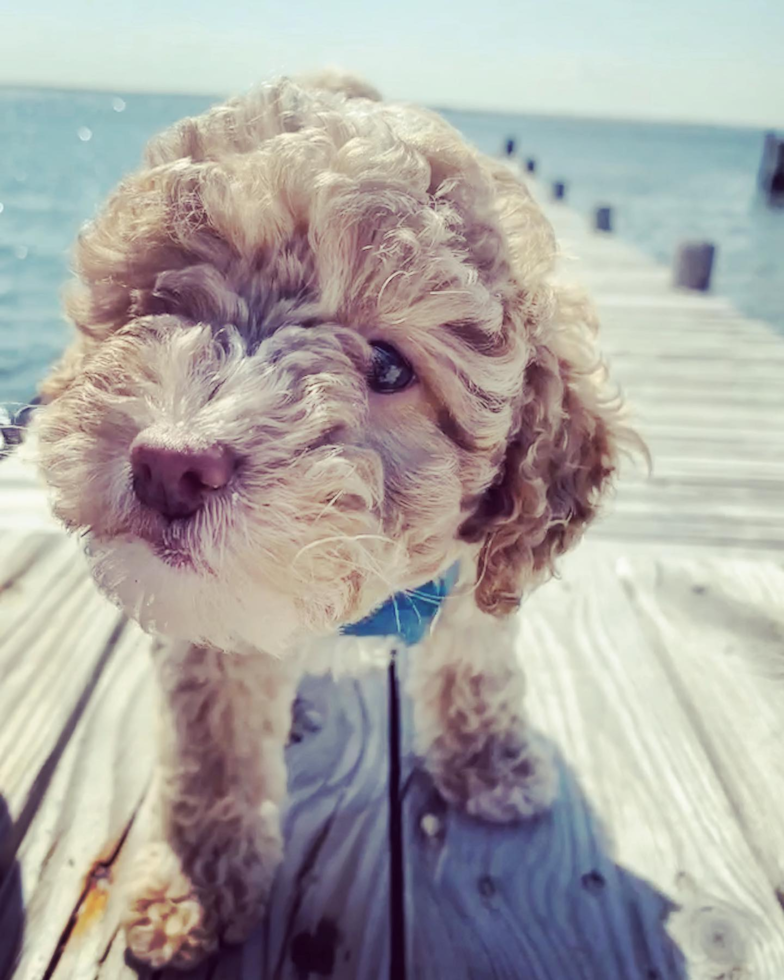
33;74;627;967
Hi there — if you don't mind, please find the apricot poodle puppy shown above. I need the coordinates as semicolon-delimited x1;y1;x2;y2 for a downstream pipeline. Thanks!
33;72;628;967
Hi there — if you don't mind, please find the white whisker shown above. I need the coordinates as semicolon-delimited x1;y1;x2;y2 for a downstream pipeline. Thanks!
391;594;402;635
293;532;395;563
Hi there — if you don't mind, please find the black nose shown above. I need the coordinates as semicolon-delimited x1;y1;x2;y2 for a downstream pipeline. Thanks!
130;441;237;519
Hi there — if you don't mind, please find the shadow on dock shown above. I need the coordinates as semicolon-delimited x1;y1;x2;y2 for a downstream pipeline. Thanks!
402;739;688;979
0;795;24;980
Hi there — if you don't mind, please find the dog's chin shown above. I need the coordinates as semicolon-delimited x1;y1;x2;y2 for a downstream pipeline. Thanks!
83;534;301;654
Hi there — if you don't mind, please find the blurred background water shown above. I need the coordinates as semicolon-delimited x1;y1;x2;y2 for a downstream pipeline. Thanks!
1;88;782;405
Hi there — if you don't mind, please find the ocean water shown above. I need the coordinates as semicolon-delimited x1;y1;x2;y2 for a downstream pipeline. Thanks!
1;88;782;407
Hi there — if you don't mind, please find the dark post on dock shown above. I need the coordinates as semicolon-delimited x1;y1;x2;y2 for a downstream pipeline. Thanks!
594;206;613;232
758;132;784;202
674;241;716;291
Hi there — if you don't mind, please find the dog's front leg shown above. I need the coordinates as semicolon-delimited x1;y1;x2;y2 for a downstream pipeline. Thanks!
409;594;557;823
124;641;298;969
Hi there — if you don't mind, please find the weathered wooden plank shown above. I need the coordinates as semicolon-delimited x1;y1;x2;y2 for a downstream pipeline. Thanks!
596;294;736;312
611;337;784;356
637;439;784;465
621;471;784;493
632;411;784;435
613;379;784;400
0;541;126;825
601;501;784;539
0;532;59;596
0;533;86;649
400;548;784;979
0;454;56;533
48;784;159;980
599;307;778;327
628;389;784;412
622;456;784;483
8;622;154;980
606;332;782;350
59;669;392;980
610;487;784;525
608;341;784;361
613;349;784;372
612;554;784;895
562;269;675;293
595;520;784;555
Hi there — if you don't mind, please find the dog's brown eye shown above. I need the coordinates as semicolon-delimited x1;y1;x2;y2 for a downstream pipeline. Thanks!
367;341;415;393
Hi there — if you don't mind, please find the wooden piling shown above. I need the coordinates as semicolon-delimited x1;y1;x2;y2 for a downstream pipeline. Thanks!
758;131;784;202
673;241;716;291
594;206;612;232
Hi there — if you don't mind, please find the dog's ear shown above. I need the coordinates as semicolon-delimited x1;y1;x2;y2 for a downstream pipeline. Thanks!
460;288;626;616
456;162;633;615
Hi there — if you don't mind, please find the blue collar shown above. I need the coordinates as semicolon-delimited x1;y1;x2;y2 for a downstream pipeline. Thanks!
340;563;460;646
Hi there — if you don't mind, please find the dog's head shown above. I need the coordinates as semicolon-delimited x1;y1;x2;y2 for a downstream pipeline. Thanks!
34;78;626;651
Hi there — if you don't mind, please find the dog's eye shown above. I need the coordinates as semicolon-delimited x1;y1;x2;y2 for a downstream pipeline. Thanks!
367;341;415;394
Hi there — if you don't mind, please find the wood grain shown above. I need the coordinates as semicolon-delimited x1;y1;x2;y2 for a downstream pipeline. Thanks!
0;453;58;533
612;553;784;895
89;672;392;980
0;532;125;828
10;623;154;980
400;551;784;979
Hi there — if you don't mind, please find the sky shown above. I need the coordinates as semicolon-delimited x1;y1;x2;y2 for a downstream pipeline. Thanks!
2;0;783;127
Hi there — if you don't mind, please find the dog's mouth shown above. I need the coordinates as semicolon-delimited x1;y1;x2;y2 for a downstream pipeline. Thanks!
152;542;201;571
145;530;216;575
87;516;215;576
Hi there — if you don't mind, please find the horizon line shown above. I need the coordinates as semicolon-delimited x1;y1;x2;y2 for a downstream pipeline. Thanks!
0;80;779;134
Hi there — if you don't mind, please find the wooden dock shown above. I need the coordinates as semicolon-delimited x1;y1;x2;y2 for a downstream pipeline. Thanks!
1;185;784;980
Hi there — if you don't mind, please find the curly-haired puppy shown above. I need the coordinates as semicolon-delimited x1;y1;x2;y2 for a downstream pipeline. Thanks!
33;73;628;967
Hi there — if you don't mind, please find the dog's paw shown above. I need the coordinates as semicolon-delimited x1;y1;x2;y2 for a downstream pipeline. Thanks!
123;843;219;970
123;822;281;969
426;728;558;823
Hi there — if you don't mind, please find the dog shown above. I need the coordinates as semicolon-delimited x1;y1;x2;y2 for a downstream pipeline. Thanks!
32;71;629;968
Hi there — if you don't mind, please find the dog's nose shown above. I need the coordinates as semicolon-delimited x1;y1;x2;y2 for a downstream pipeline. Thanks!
130;441;237;519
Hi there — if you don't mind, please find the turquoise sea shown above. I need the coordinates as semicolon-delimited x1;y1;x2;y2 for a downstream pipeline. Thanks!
1;88;782;406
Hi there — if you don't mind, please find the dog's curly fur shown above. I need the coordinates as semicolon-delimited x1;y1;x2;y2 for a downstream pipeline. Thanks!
32;72;631;967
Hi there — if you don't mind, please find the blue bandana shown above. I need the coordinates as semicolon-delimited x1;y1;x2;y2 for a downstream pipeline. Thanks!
340;563;460;646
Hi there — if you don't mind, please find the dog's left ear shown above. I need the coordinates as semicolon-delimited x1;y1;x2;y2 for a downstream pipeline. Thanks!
460;286;628;616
